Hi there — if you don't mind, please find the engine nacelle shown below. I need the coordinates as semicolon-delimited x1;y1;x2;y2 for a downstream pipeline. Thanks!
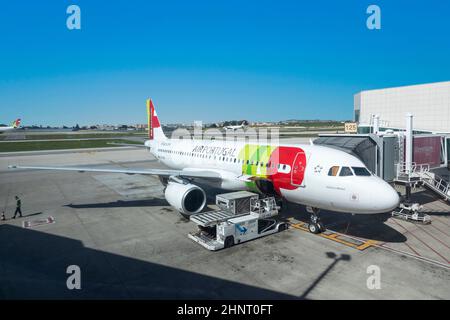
164;181;207;215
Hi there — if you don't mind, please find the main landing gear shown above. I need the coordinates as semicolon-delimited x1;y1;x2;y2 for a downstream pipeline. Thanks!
307;207;325;234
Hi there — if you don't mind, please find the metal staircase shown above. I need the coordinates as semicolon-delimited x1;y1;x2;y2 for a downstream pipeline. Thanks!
395;162;450;202
420;171;450;202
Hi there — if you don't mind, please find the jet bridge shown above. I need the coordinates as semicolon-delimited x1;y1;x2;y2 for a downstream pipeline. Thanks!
314;134;388;179
315;132;447;182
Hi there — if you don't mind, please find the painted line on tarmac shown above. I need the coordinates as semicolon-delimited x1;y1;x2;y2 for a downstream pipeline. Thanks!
288;217;450;270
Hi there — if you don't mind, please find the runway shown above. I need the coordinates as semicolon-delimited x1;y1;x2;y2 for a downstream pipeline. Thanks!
0;148;449;299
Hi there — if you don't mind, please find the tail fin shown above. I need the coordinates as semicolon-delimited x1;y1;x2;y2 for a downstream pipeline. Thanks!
12;119;21;128
146;99;167;140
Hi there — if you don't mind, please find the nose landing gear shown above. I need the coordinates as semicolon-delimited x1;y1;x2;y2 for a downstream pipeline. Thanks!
307;207;325;234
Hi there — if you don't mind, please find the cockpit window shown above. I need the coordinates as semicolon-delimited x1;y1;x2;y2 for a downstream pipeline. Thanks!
339;167;353;176
328;166;340;176
352;167;371;176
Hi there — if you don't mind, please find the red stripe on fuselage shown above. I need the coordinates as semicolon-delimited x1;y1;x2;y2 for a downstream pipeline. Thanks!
268;146;306;194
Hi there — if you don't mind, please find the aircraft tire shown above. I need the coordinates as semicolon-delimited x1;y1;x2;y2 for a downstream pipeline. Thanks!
317;221;325;232
308;223;320;234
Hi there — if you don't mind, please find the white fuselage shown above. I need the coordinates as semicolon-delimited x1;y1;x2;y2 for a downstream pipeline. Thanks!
145;138;400;214
0;126;16;133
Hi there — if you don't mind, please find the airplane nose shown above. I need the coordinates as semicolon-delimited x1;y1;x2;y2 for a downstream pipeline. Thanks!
375;182;400;212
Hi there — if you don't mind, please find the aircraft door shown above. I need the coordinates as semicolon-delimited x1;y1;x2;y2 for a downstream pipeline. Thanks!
291;152;306;187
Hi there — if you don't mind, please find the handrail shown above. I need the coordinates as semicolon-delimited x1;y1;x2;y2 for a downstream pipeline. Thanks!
395;162;449;199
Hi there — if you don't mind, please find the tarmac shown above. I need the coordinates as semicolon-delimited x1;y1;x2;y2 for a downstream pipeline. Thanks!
0;147;449;299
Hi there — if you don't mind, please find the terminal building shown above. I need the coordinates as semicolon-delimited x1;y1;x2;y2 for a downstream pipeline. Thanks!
354;81;450;134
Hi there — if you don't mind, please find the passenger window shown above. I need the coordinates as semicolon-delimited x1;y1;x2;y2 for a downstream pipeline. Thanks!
283;164;286;170
339;167;353;176
328;166;340;176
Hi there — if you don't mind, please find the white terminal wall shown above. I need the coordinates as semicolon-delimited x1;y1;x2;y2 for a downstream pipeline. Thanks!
354;81;450;133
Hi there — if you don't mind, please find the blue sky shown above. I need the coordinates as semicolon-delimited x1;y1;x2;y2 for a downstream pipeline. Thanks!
0;0;449;126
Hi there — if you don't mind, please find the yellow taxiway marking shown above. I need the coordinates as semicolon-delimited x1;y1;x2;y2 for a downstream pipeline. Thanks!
288;219;378;251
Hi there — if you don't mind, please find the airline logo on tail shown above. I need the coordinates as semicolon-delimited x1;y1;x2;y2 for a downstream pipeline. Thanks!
12;119;21;128
146;99;161;140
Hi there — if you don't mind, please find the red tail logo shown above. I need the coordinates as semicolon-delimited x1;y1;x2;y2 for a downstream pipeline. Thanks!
12;118;21;128
147;99;160;140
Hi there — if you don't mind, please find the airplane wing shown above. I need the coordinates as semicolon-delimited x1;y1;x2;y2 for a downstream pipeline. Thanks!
7;165;222;180
107;142;149;148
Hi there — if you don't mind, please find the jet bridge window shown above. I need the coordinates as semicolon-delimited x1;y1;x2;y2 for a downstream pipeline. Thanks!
352;167;371;176
328;166;340;176
339;167;353;176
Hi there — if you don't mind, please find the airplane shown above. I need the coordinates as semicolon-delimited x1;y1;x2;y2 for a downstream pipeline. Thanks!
8;100;400;233
224;121;247;131
0;119;21;134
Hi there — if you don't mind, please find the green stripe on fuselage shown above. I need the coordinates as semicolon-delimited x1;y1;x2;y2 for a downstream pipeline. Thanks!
238;144;276;191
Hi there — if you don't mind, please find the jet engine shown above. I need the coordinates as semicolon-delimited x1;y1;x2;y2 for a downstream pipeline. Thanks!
164;180;207;216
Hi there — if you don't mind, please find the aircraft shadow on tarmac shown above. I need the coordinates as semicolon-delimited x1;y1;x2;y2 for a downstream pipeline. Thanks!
0;224;314;299
65;185;408;243
65;198;169;209
281;201;408;243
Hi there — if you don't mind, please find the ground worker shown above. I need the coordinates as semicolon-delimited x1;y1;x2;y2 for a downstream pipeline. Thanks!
12;195;22;219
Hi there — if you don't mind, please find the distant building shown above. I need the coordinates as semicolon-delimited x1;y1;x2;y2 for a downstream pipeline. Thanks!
135;124;148;130
96;124;116;131
354;81;450;134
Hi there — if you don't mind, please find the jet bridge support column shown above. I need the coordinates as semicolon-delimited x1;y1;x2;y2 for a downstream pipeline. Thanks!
373;115;380;135
405;113;413;175
405;113;414;202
